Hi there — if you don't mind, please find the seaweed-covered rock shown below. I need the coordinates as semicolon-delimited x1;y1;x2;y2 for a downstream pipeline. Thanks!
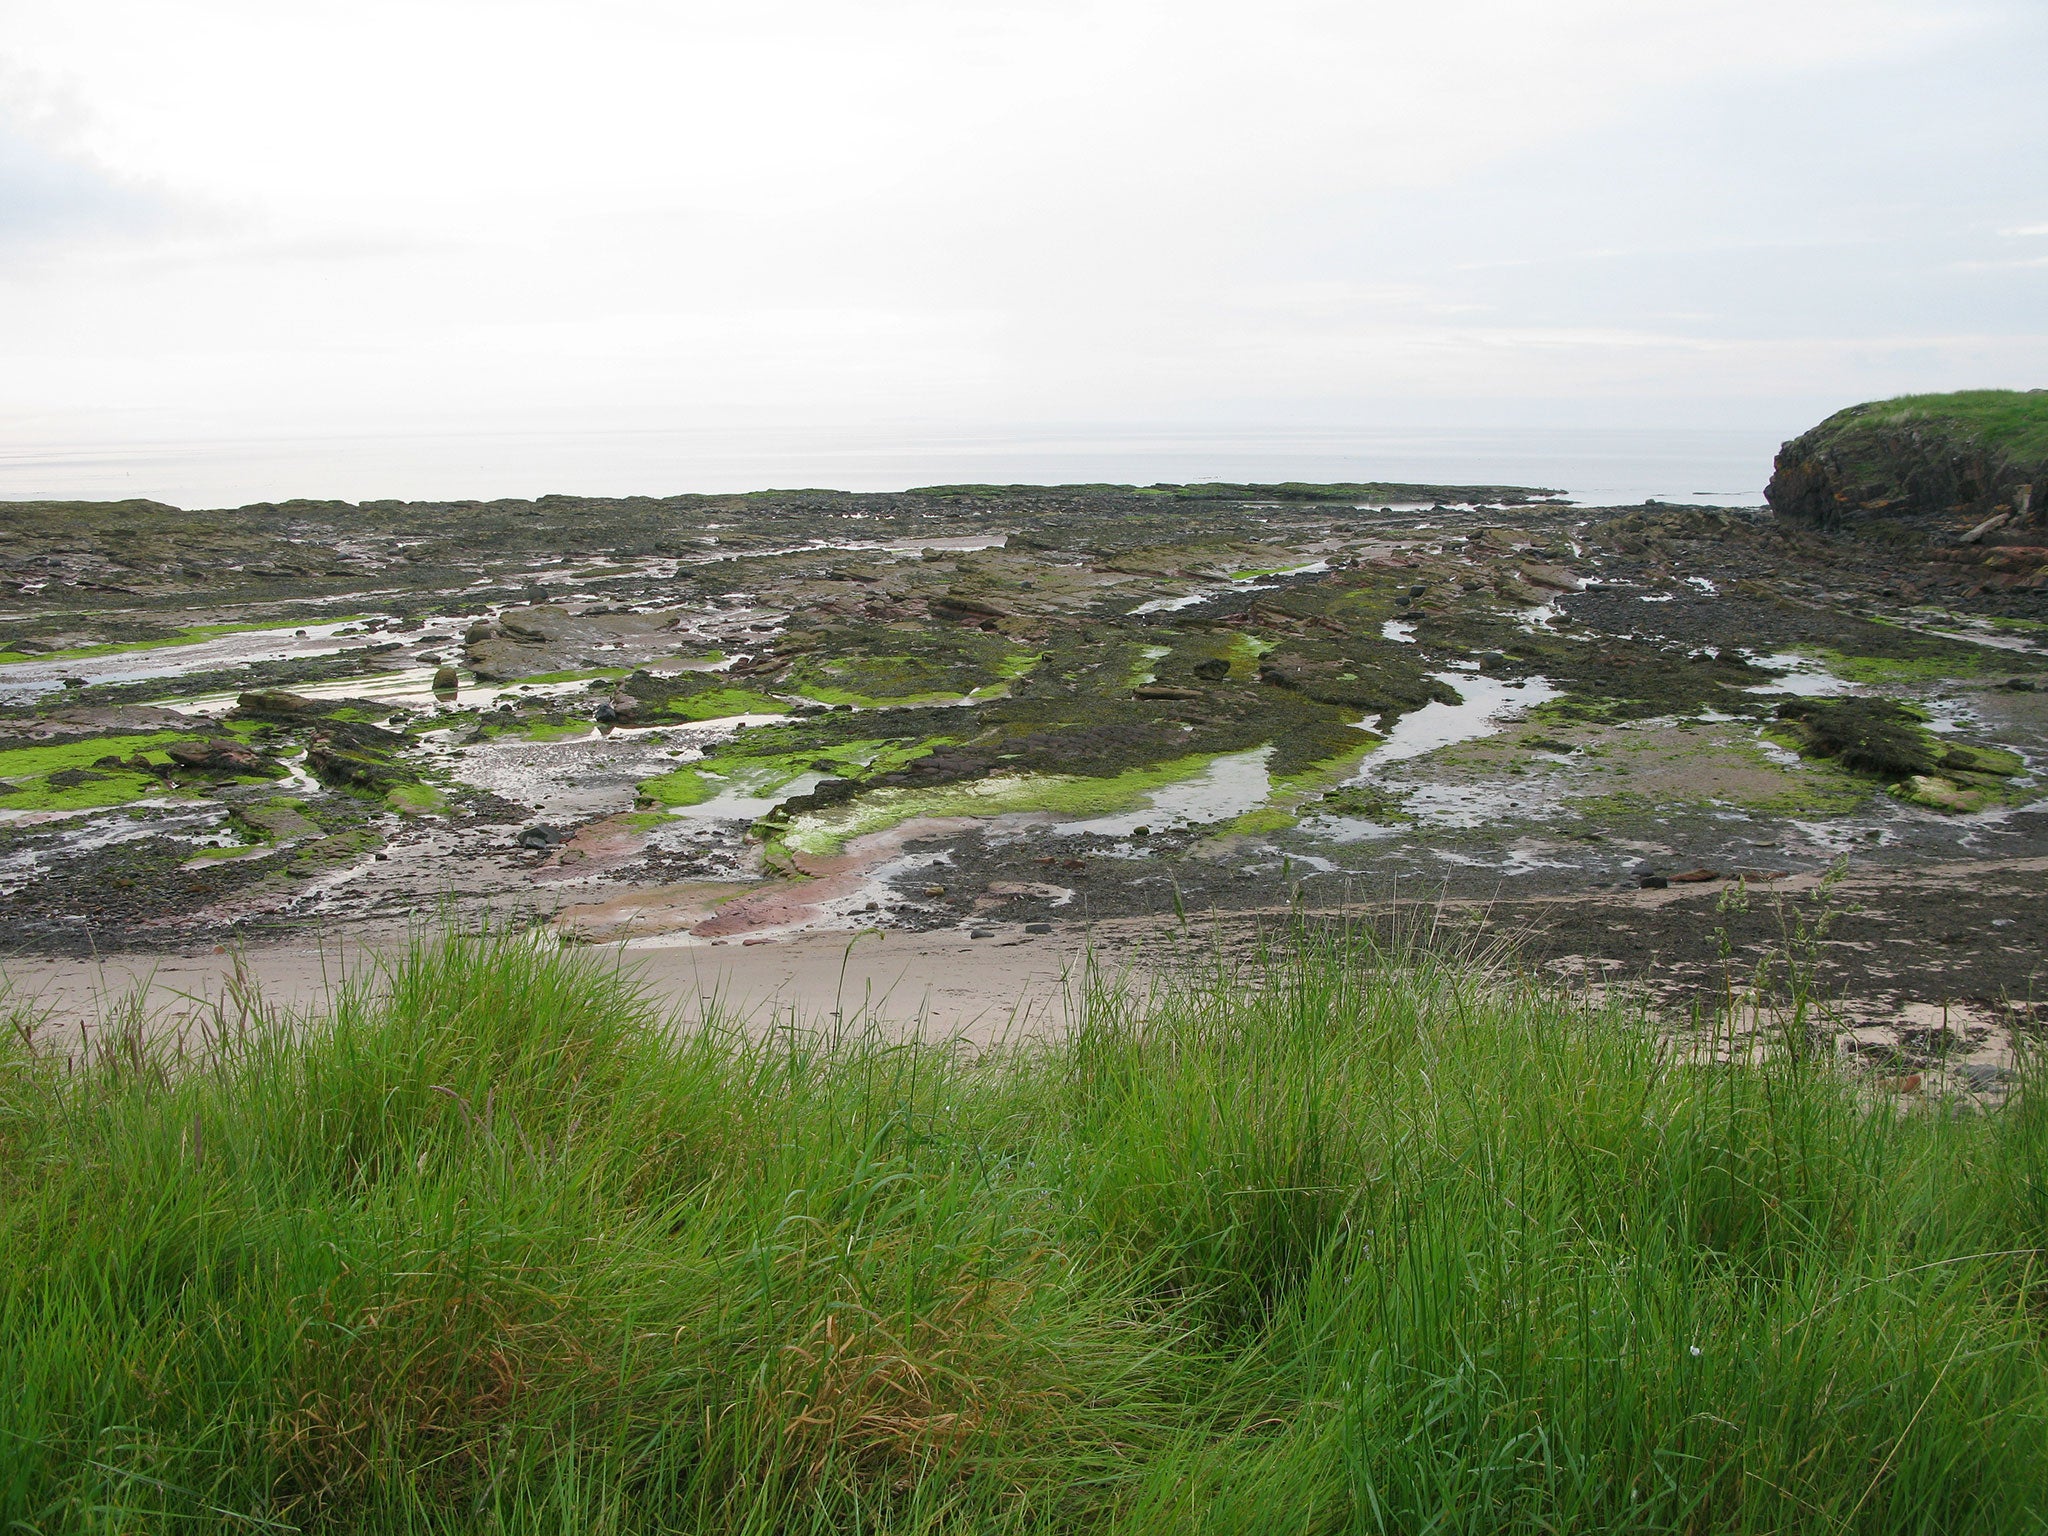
1774;698;1938;779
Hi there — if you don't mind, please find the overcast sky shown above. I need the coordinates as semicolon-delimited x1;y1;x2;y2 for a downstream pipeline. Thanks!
2;0;2044;502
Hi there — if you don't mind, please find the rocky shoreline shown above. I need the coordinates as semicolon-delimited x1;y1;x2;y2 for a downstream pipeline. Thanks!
1;468;2042;1051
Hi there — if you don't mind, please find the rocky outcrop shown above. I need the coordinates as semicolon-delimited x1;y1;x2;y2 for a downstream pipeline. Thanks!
464;603;675;681
1767;391;2048;531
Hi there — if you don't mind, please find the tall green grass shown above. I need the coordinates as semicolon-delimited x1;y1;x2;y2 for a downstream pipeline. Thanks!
2;928;2044;1532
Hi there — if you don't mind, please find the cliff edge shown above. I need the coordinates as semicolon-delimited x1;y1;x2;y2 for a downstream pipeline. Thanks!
1767;390;2048;532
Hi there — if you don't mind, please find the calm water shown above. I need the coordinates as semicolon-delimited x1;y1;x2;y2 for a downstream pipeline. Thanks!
0;425;1783;510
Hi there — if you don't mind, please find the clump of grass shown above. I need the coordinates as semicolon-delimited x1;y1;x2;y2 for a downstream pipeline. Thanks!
1;926;2045;1532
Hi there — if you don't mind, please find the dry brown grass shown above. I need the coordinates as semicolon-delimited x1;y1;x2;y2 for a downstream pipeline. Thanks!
270;1251;611;1512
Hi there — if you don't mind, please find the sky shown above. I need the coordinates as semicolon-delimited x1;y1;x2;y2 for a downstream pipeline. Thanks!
1;0;2044;504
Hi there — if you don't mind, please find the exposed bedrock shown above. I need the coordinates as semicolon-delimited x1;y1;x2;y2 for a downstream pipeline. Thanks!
1768;389;2048;531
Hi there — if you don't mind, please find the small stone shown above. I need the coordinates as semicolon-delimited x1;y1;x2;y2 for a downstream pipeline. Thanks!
923;884;946;898
1024;921;1053;933
1668;868;1721;883
969;928;994;939
1131;825;1151;837
1638;873;1669;889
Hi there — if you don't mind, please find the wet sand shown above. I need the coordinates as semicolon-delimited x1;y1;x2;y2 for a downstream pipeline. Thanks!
8;849;2040;1070
1;922;1095;1048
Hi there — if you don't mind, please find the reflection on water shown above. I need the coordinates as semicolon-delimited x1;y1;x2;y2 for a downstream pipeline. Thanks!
1745;653;1853;698
0;621;375;705
1055;747;1275;837
1352;672;1560;777
0;426;1778;509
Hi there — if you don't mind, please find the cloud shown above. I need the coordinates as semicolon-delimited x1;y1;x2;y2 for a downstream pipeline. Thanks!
0;0;2042;494
0;66;180;256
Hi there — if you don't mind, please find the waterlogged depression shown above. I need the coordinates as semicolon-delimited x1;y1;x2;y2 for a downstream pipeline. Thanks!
0;482;2041;972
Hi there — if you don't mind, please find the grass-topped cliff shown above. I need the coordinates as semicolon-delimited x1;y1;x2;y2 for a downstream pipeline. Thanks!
3;930;2046;1531
1768;389;2048;529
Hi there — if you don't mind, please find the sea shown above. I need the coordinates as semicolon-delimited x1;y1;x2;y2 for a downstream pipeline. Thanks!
0;426;1784;511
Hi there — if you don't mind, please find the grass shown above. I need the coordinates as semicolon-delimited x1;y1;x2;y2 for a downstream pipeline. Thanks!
1849;390;2048;463
2;926;2046;1532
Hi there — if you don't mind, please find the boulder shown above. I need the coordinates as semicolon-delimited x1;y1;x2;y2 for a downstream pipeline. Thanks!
306;743;412;789
164;739;265;774
232;800;322;841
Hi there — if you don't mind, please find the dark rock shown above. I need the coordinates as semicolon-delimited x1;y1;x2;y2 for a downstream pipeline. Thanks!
45;768;113;788
1638;874;1669;889
431;664;460;692
1774;697;1938;780
1767;391;2048;529
164;739;265;774
1191;656;1231;681
931;591;1013;622
516;824;564;849
1024;921;1053;933
306;744;412;789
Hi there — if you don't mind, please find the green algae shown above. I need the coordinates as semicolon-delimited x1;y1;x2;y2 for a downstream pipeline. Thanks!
1807;648;1991;685
230;798;322;843
520;720;595;743
511;666;631;686
778;750;1237;855
637;734;953;812
385;783;451;817
0;769;166;813
1215;743;1379;835
0;731;207;811
652;686;788;721
778;625;1040;707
